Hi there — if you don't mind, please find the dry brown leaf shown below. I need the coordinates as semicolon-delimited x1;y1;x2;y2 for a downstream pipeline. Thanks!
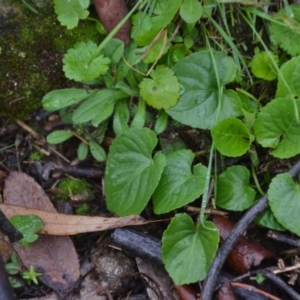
3;171;80;296
0;204;148;235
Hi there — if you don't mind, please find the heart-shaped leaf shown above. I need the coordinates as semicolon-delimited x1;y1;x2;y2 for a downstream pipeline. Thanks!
162;214;219;284
216;166;256;211
105;128;165;216
212;118;252;157
268;173;300;236
153;149;207;214
166;51;240;129
254;97;300;158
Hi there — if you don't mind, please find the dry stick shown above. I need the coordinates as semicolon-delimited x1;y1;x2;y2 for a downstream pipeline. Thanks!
201;158;300;300
262;270;300;300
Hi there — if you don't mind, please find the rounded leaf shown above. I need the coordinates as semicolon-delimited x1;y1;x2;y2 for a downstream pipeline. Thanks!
63;41;111;82
162;214;219;284
268;173;300;235
139;66;180;109
105;128;166;216
180;0;203;23
216;166;256;211
212;118;252;157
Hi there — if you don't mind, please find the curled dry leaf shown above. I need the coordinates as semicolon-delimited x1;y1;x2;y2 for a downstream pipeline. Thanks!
0;204;148;235
93;0;131;45
213;215;276;274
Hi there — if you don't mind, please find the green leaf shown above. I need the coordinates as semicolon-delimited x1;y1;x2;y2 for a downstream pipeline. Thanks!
180;0;203;23
46;130;73;144
105;127;166;216
254;97;300;158
77;142;88;161
249;51;278;81
162;214;219;284
166;51;240;129
63;41;111;82
216;166;256;211
10;215;44;247
276;55;300;99
212;118;252;157
268;173;300;236
143;37;171;64
153;150;207;214
255;208;286;231
42;89;91;111
140;66;180;109
270;4;300;56
72;89;127;125
102;38;124;66
54;0;89;29
154;110;169;135
113;99;130;135
89;141;106;162
131;0;182;46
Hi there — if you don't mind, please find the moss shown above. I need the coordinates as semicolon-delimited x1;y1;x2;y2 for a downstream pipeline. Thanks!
55;178;93;201
0;0;103;119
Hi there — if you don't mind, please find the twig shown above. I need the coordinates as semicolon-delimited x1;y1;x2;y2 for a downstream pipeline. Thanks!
267;230;300;248
230;282;281;300
262;270;300;300
201;158;300;300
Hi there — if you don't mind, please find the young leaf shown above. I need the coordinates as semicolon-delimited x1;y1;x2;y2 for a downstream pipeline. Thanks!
166;51;240;129
105;127;166;216
270;4;300;56
268;173;300;235
212;118;252;157
153;149;207;214
139;66;180;109
254;97;300;158
249;51;278;81
77;142;88;161
89;141;106;162
63;41;111;82
46;130;73;144
216;166;256;211
54;0;89;29
180;0;203;24
72;89;127;125
131;0;182;46
10;215;44;247
276;55;300;99
162;214;219;284
42;89;91;111
154;110;169;135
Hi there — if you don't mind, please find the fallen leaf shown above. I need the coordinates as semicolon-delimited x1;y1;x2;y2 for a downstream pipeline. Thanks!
0;204;148;235
3;172;80;296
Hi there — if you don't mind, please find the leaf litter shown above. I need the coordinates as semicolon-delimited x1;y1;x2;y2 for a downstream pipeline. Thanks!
2;171;148;296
